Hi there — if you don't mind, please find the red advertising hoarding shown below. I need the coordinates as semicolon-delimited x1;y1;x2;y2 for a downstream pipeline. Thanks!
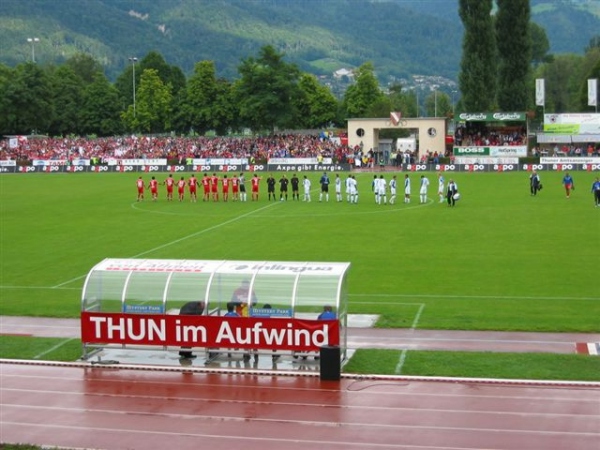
81;312;340;352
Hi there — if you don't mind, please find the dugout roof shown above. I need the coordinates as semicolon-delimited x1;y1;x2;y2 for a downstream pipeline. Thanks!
81;258;350;322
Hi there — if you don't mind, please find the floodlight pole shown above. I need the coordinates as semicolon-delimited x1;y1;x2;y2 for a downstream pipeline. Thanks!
27;38;39;63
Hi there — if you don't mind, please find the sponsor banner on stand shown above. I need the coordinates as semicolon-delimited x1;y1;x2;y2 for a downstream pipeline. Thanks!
453;146;527;157
458;112;527;122
32;159;68;166
267;163;351;172
6;162;600;175
544;113;600;134
191;158;248;166
120;159;168;166
268;157;333;165
541;157;600;164
455;157;519;165
81;311;340;352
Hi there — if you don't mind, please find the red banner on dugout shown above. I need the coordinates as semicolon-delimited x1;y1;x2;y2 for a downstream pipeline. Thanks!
81;312;340;351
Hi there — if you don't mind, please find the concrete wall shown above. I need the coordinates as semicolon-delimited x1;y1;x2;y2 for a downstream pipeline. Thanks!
347;117;448;159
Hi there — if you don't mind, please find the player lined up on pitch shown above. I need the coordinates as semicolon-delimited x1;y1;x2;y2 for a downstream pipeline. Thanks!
135;172;454;206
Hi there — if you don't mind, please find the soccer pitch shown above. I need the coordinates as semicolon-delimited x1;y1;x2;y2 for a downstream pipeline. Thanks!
0;170;598;333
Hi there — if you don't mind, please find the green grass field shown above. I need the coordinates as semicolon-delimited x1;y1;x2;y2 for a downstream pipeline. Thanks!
0;170;599;380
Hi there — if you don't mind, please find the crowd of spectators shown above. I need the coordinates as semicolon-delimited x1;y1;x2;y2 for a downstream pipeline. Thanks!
532;143;599;157
454;126;527;147
0;134;357;163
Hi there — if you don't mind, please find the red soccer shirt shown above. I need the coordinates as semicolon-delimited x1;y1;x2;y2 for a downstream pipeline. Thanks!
165;177;175;192
149;179;158;193
232;177;239;192
251;177;260;192
210;175;219;192
222;177;230;193
189;176;197;193
202;176;210;193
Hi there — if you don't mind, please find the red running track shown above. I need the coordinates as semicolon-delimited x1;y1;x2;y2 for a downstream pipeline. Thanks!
1;361;599;450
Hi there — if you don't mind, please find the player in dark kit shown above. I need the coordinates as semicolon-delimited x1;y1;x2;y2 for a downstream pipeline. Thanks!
290;174;300;200
266;174;277;201
279;174;289;201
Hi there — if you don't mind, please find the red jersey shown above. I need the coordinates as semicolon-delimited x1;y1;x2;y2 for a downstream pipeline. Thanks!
177;179;186;193
189;176;198;192
137;179;144;193
222;178;230;193
202;176;210;193
210;175;219;192
232;177;239;192
149;179;158;193
251;177;260;192
165;177;175;192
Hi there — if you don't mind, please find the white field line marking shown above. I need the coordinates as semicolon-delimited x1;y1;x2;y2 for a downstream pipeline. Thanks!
33;338;77;360
395;349;408;375
411;303;425;330
0;286;79;290
52;202;279;288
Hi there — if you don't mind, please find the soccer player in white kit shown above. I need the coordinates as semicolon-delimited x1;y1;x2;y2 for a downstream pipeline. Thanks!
389;175;397;204
377;175;387;204
419;175;430;204
437;173;445;203
349;175;358;203
404;174;411;203
302;176;311;202
345;175;352;202
335;174;342;202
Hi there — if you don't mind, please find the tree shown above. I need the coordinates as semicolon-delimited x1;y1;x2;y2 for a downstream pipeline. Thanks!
0;64;14;135
182;61;220;135
294;73;338;129
2;63;54;135
496;0;531;111
80;72;123;136
48;65;85;136
235;45;302;133
64;53;104;85
211;78;238;136
122;68;173;133
459;0;497;112
530;22;551;66
342;62;385;118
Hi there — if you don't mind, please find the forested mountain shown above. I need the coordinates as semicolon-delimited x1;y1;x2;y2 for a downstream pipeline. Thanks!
0;0;598;82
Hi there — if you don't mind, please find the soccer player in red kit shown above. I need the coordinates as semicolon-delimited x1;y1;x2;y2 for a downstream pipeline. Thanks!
164;174;175;201
210;173;220;201
251;174;261;201
222;175;231;202
177;177;186;201
188;174;199;202
231;174;240;201
148;176;159;202
201;173;211;201
136;176;145;201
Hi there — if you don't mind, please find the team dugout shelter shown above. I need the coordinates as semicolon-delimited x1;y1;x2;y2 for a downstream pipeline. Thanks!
80;259;350;363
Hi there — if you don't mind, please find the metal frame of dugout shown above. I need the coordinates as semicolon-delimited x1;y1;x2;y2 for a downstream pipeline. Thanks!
81;258;350;364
